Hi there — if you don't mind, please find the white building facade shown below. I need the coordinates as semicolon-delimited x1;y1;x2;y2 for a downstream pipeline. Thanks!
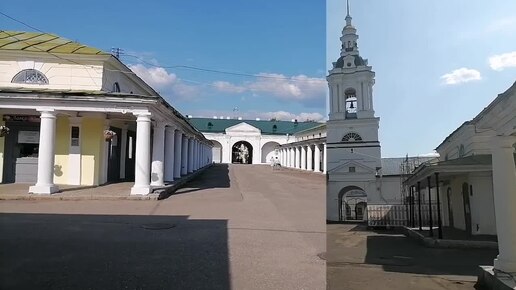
326;8;384;221
0;31;212;195
189;118;324;166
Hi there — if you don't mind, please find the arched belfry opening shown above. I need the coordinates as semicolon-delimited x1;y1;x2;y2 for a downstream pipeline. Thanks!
345;88;357;119
338;186;367;221
232;141;253;164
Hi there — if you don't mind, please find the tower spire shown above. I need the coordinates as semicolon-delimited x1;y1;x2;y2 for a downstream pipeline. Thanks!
345;0;352;26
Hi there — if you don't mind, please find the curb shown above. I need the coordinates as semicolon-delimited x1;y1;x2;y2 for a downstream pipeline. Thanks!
400;226;498;249
0;164;213;201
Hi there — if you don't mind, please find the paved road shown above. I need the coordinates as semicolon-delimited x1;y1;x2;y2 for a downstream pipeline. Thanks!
0;164;325;290
327;224;498;290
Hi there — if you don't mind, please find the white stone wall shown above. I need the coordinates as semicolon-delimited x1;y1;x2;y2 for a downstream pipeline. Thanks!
203;130;288;164
0;54;103;91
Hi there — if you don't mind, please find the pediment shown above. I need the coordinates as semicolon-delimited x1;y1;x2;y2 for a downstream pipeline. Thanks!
329;160;376;174
225;122;261;134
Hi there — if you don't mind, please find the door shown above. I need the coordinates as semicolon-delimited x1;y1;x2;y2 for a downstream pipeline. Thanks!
107;127;122;183
462;183;472;234
2;122;40;183
124;130;136;181
446;187;454;227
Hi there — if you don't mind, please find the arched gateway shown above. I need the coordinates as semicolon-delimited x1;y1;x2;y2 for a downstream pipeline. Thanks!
338;186;367;222
232;141;253;164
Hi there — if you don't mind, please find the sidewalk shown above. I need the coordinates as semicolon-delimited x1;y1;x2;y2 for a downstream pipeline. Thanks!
0;165;211;201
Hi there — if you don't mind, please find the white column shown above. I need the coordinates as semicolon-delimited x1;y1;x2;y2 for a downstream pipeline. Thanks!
191;140;196;171
197;141;201;169
164;126;175;182
150;122;166;186
174;130;183;179
29;110;59;194
323;143;327;174
289;148;293;167
301;146;307;170
131;113;152;195
194;141;199;170
314;144;321;172
294;147;299;168
492;136;516;273
200;143;204;167
119;125;128;180
188;138;194;173
181;135;188;175
307;145;313;171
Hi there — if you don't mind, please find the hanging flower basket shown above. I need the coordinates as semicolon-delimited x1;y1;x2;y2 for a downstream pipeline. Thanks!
0;125;9;137
103;129;116;141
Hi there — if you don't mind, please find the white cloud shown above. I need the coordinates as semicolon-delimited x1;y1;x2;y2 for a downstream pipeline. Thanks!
257;111;325;122
129;64;200;99
485;17;516;33
129;64;177;89
212;81;246;93
440;68;481;85
211;73;327;105
488;51;516;71
190;109;325;122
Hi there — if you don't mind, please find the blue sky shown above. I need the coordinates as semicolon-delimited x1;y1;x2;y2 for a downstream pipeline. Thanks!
2;1;515;157
328;0;516;157
1;0;326;121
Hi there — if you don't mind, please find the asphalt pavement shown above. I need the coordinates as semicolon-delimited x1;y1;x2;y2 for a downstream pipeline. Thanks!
0;164;326;290
327;223;498;290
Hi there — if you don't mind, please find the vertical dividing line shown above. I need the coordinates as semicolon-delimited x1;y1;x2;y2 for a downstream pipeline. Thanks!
435;172;443;239
427;176;433;238
417;181;422;231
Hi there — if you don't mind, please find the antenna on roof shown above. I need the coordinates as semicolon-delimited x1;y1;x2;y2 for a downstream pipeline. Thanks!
111;47;124;59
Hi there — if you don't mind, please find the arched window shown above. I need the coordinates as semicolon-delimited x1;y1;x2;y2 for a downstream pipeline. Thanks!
207;122;213;130
12;69;49;85
272;124;277;133
342;132;362;142
112;82;121;93
458;144;465;158
345;88;357;118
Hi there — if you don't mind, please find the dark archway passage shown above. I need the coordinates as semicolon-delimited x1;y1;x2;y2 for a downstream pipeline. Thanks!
232;141;253;164
338;186;367;222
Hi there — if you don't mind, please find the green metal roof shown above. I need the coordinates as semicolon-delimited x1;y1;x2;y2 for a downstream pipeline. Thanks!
0;31;108;55
188;118;323;135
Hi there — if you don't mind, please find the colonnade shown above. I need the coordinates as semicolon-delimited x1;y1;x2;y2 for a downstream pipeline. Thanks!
278;142;327;174
131;115;212;194
28;110;212;195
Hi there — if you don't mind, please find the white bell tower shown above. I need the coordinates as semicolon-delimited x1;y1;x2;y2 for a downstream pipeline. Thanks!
326;1;382;221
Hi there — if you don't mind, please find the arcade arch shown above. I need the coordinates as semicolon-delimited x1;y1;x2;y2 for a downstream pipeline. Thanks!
232;141;253;164
261;141;280;163
210;140;223;163
338;186;367;221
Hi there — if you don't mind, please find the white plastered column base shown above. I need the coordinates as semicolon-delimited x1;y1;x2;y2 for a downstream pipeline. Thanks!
29;185;59;194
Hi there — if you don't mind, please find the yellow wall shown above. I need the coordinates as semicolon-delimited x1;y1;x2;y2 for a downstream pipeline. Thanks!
0;114;4;183
81;117;104;185
54;116;70;184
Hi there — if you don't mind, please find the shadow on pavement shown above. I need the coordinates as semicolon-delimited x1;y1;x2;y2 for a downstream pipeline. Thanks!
175;164;230;195
0;213;230;290
363;225;497;277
